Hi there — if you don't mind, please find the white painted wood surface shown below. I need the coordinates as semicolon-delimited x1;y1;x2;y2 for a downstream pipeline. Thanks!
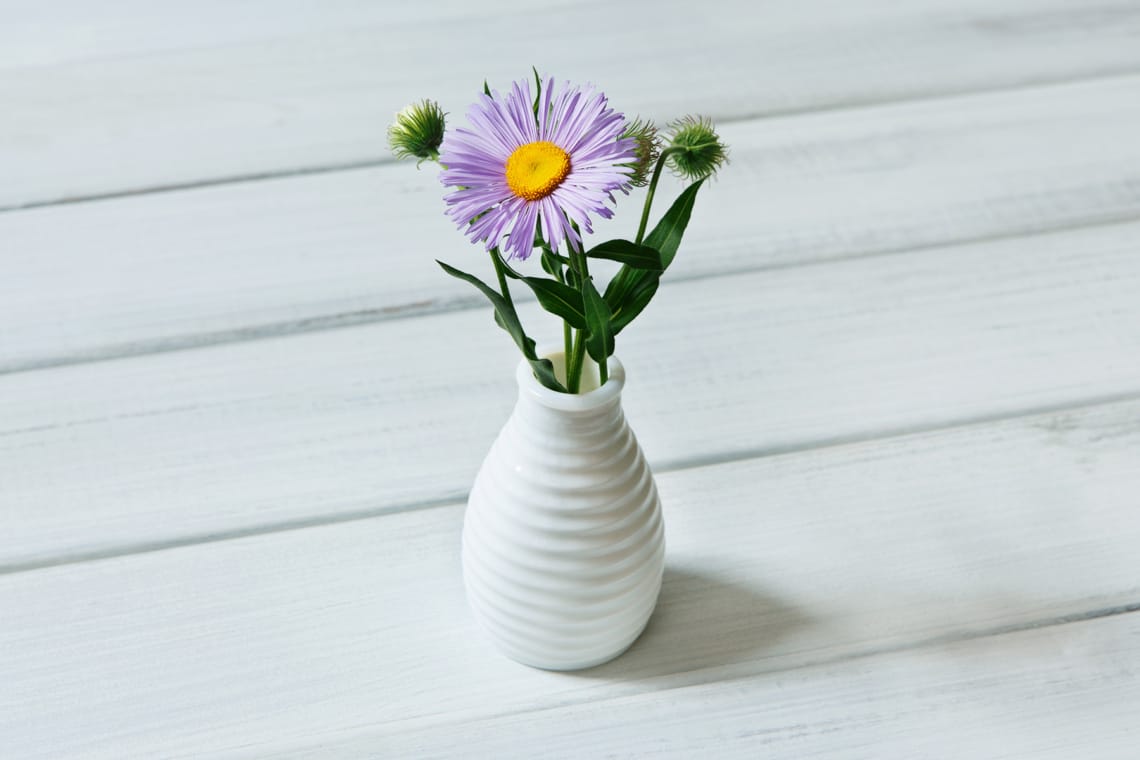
3;401;1138;757
3;1;1139;757
4;0;1140;208
331;614;1140;759
5;75;1140;373
5;224;1139;569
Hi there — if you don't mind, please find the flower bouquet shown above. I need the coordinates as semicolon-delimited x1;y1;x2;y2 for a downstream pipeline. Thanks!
389;70;726;393
388;72;725;670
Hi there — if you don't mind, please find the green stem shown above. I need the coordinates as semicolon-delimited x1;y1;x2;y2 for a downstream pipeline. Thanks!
565;242;588;394
546;243;573;385
567;329;584;394
576;248;608;386
489;247;513;307
563;320;572;384
634;147;682;245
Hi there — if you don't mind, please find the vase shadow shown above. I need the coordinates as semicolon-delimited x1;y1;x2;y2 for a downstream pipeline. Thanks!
565;565;814;681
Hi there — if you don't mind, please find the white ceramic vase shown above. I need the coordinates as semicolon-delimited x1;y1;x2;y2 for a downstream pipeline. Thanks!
462;351;665;671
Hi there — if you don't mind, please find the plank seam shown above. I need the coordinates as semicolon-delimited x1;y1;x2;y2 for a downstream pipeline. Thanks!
368;600;1140;739
4;388;1138;576
5;208;1140;377
3;67;1139;216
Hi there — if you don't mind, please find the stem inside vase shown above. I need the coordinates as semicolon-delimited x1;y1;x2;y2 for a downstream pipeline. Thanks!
544;349;603;394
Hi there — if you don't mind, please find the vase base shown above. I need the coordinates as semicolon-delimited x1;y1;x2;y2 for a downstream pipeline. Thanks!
473;602;659;672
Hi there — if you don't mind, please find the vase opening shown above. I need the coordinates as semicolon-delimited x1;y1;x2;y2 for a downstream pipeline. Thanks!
518;347;626;411
544;350;602;394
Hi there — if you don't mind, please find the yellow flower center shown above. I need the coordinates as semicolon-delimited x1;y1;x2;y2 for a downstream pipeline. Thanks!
505;141;571;201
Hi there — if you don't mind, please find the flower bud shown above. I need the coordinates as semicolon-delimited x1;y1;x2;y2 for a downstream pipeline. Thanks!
621;117;661;187
665;115;727;181
387;100;447;163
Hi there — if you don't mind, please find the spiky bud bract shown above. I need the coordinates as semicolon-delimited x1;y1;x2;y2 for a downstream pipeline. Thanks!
665;115;727;181
621;117;661;187
388;99;447;163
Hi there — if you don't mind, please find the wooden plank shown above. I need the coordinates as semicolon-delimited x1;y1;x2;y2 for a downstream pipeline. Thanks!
2;221;1139;568
0;0;564;69
314;614;1140;759
2;398;1138;758
5;75;1140;373
4;0;1140;207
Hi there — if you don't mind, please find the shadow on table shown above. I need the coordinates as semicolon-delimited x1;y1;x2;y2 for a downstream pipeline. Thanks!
566;565;813;681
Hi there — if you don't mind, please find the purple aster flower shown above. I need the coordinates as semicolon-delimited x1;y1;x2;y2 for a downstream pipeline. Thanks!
439;77;636;260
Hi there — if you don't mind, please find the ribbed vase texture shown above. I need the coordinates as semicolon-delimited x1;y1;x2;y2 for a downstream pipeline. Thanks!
462;354;665;671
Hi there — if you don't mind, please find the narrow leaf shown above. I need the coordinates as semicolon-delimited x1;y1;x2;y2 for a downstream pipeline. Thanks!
493;253;526;281
527;356;563;392
603;265;640;312
585;239;663;271
602;178;706;334
644;178;705;270
491;252;586;328
437;260;520;347
610;271;660;334
436;260;567;392
540;248;563;281
582;278;615;362
526;278;587;328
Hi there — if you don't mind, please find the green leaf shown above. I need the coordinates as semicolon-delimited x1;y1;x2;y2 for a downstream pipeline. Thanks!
494;252;586;328
491;252;525;280
605;180;703;308
483;80;492;97
643;177;705;270
527;356;563;392
602;178;706;335
609;270;660;334
526;278;587;328
436;260;566;392
436;260;520;345
540;248;564;280
582;278;615;363
585;239;663;271
603;265;639;314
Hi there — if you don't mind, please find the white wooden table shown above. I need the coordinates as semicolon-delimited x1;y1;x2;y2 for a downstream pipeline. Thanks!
3;1;1140;757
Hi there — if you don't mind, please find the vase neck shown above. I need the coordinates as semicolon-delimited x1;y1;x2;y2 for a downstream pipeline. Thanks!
513;351;627;432
514;386;623;431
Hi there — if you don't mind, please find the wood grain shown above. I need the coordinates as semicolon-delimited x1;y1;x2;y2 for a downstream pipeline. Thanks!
2;221;1139;568
4;0;1140;207
318;614;1140;759
0;0;572;69
4;75;1140;373
7;2;1140;755
2;398;1137;758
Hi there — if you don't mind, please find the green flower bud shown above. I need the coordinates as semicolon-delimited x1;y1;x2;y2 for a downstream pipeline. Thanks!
621;117;661;187
388;100;447;163
665;115;727;181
